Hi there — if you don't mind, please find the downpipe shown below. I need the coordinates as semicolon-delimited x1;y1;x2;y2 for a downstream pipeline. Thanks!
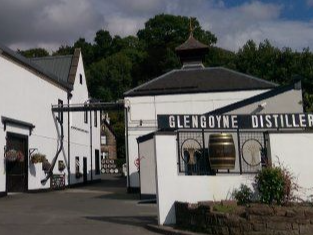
41;116;64;184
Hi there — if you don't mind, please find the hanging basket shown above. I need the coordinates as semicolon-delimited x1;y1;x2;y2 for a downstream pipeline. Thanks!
31;153;46;164
5;149;25;162
42;160;52;173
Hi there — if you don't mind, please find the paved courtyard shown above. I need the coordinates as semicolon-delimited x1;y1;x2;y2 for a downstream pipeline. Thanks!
0;175;159;235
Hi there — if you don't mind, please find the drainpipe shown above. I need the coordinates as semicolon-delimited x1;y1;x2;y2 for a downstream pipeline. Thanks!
67;92;71;186
125;107;131;192
90;109;93;181
41;116;64;184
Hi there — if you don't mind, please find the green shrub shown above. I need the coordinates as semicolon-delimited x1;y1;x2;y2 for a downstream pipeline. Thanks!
255;166;293;205
232;184;253;205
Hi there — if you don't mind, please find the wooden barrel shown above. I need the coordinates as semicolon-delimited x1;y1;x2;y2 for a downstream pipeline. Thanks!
209;133;236;170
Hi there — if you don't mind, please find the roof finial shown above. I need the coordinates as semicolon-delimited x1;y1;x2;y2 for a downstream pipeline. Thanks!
189;17;194;38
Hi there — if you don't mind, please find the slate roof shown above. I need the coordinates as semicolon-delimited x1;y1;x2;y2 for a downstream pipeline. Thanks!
0;43;78;90
175;35;209;51
30;55;73;86
124;67;277;97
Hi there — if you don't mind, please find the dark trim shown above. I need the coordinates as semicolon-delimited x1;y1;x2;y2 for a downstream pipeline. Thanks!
137;132;155;144
155;131;177;136
140;194;157;200
0;192;7;197
127;186;140;194
138;130;177;143
124;87;274;98
52;101;124;112
1;116;35;135
206;81;300;115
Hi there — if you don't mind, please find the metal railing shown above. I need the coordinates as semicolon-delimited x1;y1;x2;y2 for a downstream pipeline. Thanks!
177;130;268;175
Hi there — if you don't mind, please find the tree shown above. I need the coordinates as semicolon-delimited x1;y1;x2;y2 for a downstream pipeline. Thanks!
94;29;112;60
18;48;49;58
74;38;94;66
86;52;132;101
137;14;217;79
53;45;74;56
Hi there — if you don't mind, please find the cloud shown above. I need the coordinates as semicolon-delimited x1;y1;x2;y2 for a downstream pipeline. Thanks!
0;0;312;52
307;0;313;7
0;0;104;50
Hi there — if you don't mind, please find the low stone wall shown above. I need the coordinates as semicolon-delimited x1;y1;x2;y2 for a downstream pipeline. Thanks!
175;201;313;235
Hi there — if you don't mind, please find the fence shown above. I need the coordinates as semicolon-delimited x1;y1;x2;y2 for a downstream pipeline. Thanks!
177;130;268;175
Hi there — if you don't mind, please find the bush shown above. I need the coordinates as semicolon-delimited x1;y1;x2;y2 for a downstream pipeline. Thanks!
255;166;294;205
232;184;253;205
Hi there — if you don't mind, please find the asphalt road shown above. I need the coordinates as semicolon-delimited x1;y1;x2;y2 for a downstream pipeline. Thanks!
0;175;159;235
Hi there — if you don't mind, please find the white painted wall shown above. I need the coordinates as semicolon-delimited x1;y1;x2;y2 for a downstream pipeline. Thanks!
125;89;269;188
138;137;156;197
68;53;101;184
0;54;68;191
228;89;303;115
154;134;254;225
269;133;313;200
0;51;100;193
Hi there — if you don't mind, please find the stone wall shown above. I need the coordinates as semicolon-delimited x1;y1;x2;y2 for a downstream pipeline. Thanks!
175;201;313;235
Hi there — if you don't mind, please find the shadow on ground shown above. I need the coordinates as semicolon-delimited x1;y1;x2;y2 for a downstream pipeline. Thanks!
95;193;140;200
85;215;157;227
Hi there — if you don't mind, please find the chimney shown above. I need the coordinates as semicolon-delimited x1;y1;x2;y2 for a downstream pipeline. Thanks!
175;19;209;69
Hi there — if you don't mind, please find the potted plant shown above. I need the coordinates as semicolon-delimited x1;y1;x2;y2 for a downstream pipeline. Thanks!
42;159;52;173
31;153;46;164
58;161;66;171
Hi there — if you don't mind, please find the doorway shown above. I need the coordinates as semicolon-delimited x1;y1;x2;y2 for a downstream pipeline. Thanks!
83;157;87;183
6;133;28;192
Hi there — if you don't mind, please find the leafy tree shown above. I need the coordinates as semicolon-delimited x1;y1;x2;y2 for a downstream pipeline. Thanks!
205;46;236;69
74;38;94;66
53;45;74;56
137;14;217;79
86;52;132;101
18;48;49;58
94;29;112;60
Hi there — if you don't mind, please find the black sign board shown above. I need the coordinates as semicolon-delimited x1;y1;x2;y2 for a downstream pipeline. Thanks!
157;113;313;130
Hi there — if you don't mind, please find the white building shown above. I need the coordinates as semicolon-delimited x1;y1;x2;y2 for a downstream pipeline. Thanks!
125;34;313;226
0;44;101;195
124;34;303;194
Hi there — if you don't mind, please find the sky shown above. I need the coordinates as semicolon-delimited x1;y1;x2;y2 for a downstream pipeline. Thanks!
1;0;313;52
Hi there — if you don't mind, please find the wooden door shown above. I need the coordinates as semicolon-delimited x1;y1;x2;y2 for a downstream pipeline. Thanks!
83;157;87;183
6;133;28;192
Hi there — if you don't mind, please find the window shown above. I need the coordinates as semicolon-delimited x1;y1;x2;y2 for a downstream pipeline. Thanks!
80;74;83;84
58;99;63;123
94;111;97;127
84;111;88;123
75;157;80;173
84;103;88;124
95;149;100;175
101;135;107;145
